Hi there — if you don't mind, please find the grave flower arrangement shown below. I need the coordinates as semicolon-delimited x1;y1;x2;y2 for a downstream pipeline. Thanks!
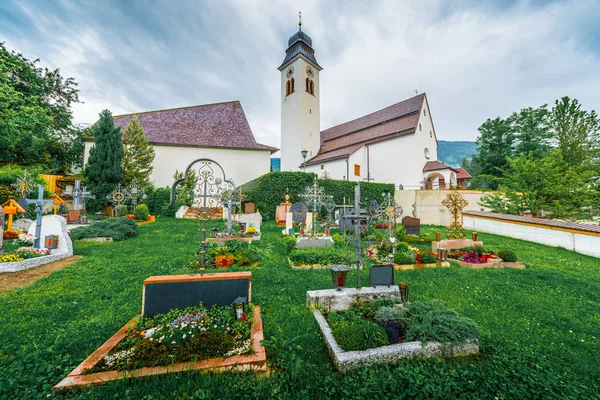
14;247;51;259
3;230;21;240
88;302;255;372
17;233;35;246
326;298;480;351
390;243;438;265
190;241;260;270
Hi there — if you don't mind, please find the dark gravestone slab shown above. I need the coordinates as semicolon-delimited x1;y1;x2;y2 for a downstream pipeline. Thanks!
369;264;395;287
290;202;308;224
142;272;251;317
402;216;421;236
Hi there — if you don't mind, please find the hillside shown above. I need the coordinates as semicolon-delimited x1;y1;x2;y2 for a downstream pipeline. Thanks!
437;140;477;167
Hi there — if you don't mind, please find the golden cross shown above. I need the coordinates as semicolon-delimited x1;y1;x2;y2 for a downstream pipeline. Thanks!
442;190;469;239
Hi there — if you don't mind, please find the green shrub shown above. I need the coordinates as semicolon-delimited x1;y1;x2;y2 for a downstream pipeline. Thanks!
281;235;297;254
419;252;437;264
144;186;171;216
405;300;481;344
235;248;260;266
134;204;150;221
240;171;394;220
375;306;406;324
458;244;487;256
331;233;345;247
406;234;434;243
394;251;417;265
394;225;407;242
289;247;353;266
498;249;518;262
330;318;389;351
70;218;138;241
395;242;409;253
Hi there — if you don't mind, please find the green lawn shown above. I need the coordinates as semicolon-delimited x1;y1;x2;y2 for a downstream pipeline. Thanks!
1;219;599;399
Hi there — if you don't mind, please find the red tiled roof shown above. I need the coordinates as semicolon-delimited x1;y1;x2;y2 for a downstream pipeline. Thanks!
87;101;277;152
455;167;472;179
423;160;457;172
306;94;425;166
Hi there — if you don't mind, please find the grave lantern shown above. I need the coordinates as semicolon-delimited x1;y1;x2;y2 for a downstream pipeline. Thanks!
233;296;247;320
399;282;410;303
45;235;59;249
437;248;449;261
330;266;349;290
95;211;103;220
472;232;478;241
239;223;247;233
211;228;218;238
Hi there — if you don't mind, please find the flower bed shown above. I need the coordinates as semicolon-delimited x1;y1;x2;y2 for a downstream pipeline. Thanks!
189;241;259;270
288;246;354;270
314;298;480;371
447;246;525;269
54;305;266;391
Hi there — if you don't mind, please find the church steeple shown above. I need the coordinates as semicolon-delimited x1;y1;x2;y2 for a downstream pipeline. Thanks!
279;15;322;171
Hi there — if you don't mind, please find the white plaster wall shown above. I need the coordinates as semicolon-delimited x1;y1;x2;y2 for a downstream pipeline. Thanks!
463;216;600;259
83;142;271;188
395;190;488;225
280;56;321;171
305;158;348;180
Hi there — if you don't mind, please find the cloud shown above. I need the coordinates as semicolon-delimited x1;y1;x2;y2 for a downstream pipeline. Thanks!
1;0;598;147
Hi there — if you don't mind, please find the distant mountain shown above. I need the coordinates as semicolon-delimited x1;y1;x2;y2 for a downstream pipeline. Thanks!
437;140;477;167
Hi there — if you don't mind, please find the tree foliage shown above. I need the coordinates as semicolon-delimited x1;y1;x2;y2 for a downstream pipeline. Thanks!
0;42;82;173
480;150;593;218
551;96;600;166
470;117;515;189
83;110;124;211
510;105;552;158
120;115;155;187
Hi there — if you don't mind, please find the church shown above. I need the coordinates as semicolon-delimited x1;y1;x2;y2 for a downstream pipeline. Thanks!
279;20;458;190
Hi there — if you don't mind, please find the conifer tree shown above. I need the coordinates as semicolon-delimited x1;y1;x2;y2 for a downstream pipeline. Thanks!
121;115;155;187
84;110;124;211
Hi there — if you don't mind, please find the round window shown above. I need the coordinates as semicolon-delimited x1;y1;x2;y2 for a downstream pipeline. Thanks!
424;148;430;159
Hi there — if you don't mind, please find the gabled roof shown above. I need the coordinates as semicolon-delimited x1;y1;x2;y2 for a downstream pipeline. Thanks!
455;167;472;179
86;101;277;153
423;160;457;172
306;94;425;165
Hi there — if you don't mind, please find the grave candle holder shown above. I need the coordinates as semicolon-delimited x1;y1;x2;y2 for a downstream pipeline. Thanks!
435;232;441;242
472;232;478;241
436;248;449;261
232;296;247;320
240;223;247;233
45;235;59;249
330;266;349;290
399;282;410;303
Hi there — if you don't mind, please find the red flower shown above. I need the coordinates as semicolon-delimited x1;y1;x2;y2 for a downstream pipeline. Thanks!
240;313;248;322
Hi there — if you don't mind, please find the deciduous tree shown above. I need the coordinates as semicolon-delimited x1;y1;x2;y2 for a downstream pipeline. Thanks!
470;117;515;189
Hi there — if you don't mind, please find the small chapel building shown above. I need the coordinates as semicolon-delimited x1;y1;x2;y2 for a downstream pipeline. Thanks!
278;21;457;190
82;101;277;188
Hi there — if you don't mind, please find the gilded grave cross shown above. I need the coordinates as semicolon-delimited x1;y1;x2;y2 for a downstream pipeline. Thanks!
441;190;468;239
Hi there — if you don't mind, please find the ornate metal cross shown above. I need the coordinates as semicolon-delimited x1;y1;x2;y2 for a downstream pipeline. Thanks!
127;179;145;210
12;169;35;199
441;190;469;239
25;185;54;249
300;178;333;235
377;192;403;241
107;183;127;216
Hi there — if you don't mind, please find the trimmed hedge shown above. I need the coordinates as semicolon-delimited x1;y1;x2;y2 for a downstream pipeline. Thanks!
241;172;395;220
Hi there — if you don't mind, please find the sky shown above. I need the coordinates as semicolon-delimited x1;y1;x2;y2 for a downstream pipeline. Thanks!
1;0;599;152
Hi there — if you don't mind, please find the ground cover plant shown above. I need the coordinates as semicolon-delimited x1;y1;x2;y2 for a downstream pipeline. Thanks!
88;302;254;372
0;220;599;398
189;240;260;270
69;217;138;241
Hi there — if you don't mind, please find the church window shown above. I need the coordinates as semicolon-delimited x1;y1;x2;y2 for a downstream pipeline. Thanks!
310;109;312;114
419;123;422;131
424;109;427;116
309;80;315;95
321;164;324;170
354;164;361;176
430;130;433;138
291;78;295;93
286;78;295;96
424;148;431;160
306;78;310;92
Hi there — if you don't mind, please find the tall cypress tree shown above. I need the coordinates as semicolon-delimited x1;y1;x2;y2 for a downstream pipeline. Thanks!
84;110;124;211
121;115;155;188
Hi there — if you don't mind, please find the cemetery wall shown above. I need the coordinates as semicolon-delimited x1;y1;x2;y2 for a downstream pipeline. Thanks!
463;211;600;259
395;190;487;225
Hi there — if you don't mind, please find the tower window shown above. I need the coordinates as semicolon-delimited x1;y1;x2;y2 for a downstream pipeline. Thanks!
309;80;315;95
306;78;309;92
286;78;295;96
354;164;361;176
419;123;422;131
424;109;427;116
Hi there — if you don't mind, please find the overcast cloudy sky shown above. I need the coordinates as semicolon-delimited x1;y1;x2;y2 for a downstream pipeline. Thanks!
1;0;599;151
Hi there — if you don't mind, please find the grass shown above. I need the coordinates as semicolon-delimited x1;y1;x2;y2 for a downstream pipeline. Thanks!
0;219;599;399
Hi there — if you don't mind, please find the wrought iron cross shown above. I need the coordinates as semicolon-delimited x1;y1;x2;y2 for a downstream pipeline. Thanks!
378;192;403;241
441;190;469;239
107;183;127;216
25;185;54;249
12;169;35;199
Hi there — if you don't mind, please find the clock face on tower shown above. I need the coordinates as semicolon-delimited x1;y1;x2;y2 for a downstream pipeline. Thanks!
286;66;294;78
306;66;314;78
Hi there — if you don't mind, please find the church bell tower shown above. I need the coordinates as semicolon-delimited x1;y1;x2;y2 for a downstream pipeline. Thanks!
279;13;322;171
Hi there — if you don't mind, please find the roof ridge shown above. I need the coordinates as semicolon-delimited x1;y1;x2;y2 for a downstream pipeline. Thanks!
114;100;241;118
322;93;425;135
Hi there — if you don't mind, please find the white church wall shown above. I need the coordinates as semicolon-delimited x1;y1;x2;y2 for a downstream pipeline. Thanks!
305;158;348;180
83;142;271;188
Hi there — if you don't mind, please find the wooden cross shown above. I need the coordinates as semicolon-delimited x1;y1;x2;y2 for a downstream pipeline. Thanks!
441;190;469;239
25;185;54;249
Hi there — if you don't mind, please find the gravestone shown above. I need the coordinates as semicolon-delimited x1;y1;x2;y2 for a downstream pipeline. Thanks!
244;202;255;214
235;212;262;233
26;215;73;255
402;216;421;236
290;202;308;224
285;212;293;233
369;264;395;287
142;272;252;317
12;218;33;232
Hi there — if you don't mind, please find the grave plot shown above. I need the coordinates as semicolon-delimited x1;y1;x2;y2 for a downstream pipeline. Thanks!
308;265;479;372
432;191;525;269
54;272;266;391
1;185;74;273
